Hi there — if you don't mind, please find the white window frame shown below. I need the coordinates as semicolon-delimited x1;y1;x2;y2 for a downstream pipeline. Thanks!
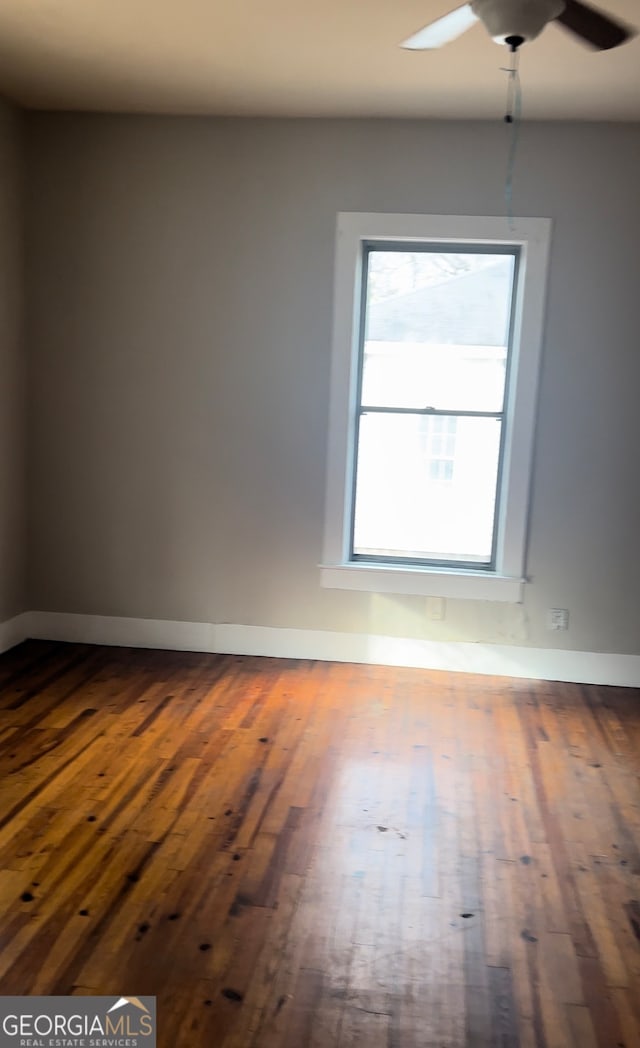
320;212;552;603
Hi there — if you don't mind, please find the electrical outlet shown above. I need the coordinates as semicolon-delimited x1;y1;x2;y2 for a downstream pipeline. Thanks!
547;608;569;631
426;596;446;621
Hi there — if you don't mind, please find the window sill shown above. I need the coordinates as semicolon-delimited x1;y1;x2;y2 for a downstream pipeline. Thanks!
320;563;524;603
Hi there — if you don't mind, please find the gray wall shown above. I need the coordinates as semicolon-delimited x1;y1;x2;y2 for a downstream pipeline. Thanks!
25;115;640;654
0;100;24;624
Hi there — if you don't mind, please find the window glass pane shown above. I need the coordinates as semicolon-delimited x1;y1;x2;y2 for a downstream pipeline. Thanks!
352;413;501;565
361;251;515;413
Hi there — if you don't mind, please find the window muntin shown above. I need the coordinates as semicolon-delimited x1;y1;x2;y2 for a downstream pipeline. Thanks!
350;245;518;570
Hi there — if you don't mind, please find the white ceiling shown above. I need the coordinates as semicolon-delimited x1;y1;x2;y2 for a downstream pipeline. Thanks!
0;0;637;120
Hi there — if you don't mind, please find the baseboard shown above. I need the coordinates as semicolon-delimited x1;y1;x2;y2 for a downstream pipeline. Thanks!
27;611;216;653
15;610;640;687
0;612;32;654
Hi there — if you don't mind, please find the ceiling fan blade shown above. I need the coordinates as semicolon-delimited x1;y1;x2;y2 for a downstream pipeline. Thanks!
555;0;636;49
401;4;479;49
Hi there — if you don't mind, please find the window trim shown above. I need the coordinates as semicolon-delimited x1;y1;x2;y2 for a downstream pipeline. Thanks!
321;213;552;603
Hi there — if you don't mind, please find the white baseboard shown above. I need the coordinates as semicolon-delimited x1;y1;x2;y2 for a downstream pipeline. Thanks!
0;610;632;687
27;611;217;653
0;612;31;655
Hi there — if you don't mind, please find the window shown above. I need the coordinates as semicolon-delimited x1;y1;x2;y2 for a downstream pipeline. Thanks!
421;416;457;483
321;213;552;602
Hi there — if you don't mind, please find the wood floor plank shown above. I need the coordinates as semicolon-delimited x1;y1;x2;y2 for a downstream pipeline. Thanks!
0;640;639;1047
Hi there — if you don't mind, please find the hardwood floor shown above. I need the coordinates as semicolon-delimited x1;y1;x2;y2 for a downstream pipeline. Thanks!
0;640;639;1046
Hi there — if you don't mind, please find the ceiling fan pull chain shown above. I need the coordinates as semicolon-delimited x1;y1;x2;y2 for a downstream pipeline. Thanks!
501;45;520;121
501;48;523;230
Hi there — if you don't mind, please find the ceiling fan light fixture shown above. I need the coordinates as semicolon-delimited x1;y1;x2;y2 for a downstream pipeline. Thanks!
471;0;566;43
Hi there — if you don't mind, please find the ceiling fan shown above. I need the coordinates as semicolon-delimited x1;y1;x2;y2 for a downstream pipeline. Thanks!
401;0;636;51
